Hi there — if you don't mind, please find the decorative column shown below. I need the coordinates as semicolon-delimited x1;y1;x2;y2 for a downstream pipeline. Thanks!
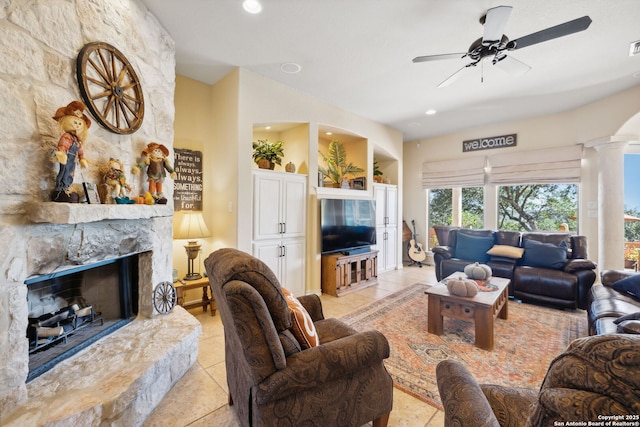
452;187;462;226
584;136;634;270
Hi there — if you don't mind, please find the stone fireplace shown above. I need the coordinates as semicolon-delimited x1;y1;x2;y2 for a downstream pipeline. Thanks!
26;252;140;382
0;205;200;426
0;0;200;425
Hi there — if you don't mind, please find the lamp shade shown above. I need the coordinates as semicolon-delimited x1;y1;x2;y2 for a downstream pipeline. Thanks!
175;212;212;240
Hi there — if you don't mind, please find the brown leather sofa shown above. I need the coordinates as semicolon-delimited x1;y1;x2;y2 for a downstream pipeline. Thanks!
436;334;640;426
204;248;393;427
587;269;640;335
433;229;597;310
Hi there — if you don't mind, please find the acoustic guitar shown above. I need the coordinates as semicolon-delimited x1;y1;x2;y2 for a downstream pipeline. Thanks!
408;219;426;266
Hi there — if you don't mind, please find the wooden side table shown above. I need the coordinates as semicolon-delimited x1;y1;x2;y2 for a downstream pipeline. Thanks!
174;276;216;316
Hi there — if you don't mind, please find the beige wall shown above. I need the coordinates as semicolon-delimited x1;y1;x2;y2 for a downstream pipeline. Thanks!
173;68;403;293
403;84;640;267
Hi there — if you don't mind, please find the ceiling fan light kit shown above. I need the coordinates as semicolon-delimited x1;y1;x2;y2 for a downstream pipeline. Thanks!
413;6;592;87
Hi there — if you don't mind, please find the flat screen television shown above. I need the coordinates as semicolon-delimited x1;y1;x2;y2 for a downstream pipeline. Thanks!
320;198;376;254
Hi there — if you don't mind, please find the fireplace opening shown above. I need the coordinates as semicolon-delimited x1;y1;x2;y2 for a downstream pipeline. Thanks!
25;253;140;382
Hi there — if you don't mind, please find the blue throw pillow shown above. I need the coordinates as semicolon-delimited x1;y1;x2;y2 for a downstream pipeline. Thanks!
611;275;640;300
522;239;568;270
455;233;494;263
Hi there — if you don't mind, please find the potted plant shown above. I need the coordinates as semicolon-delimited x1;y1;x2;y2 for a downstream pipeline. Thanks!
318;140;364;187
624;243;639;269
373;158;383;183
252;139;284;169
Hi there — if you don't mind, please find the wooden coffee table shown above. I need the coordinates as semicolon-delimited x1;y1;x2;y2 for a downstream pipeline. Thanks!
425;274;510;351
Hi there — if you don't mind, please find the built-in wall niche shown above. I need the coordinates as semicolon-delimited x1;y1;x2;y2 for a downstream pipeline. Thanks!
252;122;310;174
318;125;368;190
373;149;398;185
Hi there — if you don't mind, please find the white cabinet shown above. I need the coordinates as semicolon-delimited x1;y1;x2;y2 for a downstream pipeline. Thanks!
374;184;398;271
252;170;306;296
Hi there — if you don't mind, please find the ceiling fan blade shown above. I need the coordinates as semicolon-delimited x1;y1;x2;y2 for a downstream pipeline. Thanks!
413;53;466;63
494;55;531;76
482;6;512;45
437;65;471;88
510;15;592;50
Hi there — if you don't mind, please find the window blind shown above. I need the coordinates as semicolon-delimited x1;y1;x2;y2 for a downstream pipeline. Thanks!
487;145;583;184
422;156;486;189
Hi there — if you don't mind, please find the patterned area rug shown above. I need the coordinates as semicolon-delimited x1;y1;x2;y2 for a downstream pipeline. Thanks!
340;282;587;410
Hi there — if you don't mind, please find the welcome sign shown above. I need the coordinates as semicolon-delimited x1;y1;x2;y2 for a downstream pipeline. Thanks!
463;133;517;152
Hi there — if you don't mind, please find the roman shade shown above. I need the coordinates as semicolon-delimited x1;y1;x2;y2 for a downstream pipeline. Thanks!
422;156;486;189
487;145;583;184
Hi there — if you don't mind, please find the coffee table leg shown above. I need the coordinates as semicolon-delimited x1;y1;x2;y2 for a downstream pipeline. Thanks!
427;296;443;335
498;298;508;320
475;306;494;351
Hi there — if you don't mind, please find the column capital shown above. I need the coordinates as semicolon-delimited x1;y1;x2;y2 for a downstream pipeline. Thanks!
583;135;638;149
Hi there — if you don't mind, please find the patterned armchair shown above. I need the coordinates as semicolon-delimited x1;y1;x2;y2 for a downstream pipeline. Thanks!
204;248;393;427
436;334;640;427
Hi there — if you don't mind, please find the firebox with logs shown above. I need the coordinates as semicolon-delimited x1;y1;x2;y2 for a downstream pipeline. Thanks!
25;255;139;382
27;301;103;353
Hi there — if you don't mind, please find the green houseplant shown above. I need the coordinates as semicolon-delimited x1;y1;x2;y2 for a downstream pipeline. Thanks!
252;139;284;169
318;140;364;186
373;158;383;182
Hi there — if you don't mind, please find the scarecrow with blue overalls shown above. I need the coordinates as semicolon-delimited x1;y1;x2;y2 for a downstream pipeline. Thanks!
50;101;91;203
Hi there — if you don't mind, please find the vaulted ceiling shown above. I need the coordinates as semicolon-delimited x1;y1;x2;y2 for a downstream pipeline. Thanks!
141;0;640;141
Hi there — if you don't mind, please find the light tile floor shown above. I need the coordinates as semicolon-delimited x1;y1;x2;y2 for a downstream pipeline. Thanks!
144;264;444;427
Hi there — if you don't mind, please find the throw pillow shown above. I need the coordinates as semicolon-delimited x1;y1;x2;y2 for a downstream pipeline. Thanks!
282;287;319;349
611;275;640;300
455;233;494;263
486;244;525;259
616;320;640;334
613;311;640;323
522;239;568;270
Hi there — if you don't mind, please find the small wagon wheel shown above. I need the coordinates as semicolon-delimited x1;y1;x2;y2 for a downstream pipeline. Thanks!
76;42;144;134
153;281;177;315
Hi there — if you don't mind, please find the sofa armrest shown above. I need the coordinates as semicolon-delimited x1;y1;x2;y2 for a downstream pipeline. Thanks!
436;360;500;427
297;294;324;322
431;245;453;259
256;329;390;404
481;385;538;427
563;259;597;273
601;269;636;286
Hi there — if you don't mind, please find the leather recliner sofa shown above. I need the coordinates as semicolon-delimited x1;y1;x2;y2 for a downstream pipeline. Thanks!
587;269;640;335
432;228;597;310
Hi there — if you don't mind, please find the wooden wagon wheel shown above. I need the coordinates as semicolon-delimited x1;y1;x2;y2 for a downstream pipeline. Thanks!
76;42;144;134
153;281;177;315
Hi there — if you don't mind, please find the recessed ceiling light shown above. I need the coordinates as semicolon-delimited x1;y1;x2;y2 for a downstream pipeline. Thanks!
326;131;333;135
425;109;437;115
280;62;301;74
265;126;271;130
242;0;262;14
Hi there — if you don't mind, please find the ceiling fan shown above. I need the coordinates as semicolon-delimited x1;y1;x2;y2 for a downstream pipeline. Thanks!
413;6;592;87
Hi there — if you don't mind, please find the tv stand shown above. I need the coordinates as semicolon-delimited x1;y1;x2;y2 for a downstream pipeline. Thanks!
321;250;378;296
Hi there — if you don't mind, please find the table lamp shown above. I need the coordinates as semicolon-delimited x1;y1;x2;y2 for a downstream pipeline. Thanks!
175;212;212;280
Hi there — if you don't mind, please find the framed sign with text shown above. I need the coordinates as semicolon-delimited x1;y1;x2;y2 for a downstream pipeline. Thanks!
173;148;203;211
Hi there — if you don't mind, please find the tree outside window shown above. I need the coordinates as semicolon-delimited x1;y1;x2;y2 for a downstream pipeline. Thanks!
498;184;578;232
429;184;578;234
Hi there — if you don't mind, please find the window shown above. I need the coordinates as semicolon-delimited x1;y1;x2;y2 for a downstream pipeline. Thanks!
498;184;578;232
428;187;484;246
624;154;640;242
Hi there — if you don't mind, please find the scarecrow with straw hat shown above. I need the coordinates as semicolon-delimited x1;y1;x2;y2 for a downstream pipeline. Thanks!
132;141;176;204
51;100;91;203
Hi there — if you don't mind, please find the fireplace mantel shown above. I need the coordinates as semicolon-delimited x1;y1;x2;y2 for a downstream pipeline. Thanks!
26;202;173;224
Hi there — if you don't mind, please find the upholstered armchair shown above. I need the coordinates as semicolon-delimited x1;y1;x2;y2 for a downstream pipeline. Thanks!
436;334;640;427
204;248;393;427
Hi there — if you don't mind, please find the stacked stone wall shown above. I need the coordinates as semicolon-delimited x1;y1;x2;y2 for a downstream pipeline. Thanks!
0;0;177;421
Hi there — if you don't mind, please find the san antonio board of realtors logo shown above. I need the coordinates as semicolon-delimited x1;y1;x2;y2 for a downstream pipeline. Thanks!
462;134;517;152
